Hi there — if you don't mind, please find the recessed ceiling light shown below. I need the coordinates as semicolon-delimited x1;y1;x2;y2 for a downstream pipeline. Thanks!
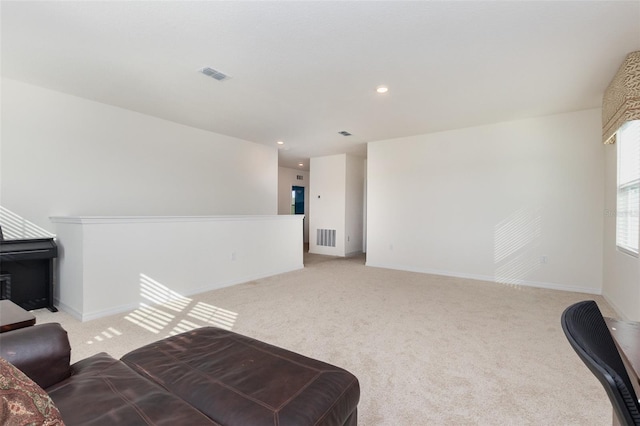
376;86;389;94
298;162;304;167
277;141;284;145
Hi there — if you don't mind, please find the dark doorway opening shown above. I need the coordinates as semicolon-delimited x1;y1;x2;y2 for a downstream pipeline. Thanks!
292;186;304;215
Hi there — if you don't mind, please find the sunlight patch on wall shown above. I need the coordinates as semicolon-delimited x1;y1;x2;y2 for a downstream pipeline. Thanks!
0;206;55;239
140;274;191;312
124;273;239;335
494;207;542;286
494;251;541;286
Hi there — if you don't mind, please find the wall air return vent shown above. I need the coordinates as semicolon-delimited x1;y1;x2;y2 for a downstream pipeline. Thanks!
317;229;336;247
199;67;231;81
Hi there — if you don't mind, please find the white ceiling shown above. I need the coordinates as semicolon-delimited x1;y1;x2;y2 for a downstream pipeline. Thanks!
2;1;639;170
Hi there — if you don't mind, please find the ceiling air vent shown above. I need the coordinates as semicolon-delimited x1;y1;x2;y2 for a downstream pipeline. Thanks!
199;67;230;81
338;131;352;136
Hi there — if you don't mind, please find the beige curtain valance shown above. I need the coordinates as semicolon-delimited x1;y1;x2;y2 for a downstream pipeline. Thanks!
602;51;640;144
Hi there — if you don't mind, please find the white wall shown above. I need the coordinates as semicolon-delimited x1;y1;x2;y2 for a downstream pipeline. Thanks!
367;109;604;293
603;134;640;320
1;78;277;235
309;154;346;255
309;154;365;256
278;166;309;243
345;154;365;255
51;215;304;321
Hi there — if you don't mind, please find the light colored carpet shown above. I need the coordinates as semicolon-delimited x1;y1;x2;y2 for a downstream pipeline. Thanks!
34;252;615;425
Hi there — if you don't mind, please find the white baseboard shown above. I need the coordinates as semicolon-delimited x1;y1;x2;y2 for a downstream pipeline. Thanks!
64;263;305;322
364;261;601;295
53;299;84;321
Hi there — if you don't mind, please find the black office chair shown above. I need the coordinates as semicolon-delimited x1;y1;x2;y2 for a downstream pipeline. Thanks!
561;300;640;425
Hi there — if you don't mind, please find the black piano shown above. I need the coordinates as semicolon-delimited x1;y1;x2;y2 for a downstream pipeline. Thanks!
0;238;58;311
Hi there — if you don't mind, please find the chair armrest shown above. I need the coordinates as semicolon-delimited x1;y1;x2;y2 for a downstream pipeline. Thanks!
0;322;71;389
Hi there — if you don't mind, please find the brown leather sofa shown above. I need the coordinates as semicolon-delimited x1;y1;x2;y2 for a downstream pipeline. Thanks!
0;323;360;425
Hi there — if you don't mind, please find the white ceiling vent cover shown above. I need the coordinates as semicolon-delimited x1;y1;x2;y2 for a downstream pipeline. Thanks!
199;67;231;81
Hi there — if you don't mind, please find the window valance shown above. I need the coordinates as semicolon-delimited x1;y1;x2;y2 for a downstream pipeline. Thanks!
603;51;640;144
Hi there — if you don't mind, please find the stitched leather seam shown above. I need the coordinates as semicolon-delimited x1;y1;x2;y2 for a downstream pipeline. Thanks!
150;346;282;413
228;335;327;372
100;375;155;425
313;376;359;426
273;371;322;411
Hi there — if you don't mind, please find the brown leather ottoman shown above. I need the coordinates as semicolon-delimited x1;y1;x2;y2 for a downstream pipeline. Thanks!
121;327;360;426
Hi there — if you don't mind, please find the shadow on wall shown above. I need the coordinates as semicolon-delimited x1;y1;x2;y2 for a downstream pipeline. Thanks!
494;207;542;286
0;206;55;239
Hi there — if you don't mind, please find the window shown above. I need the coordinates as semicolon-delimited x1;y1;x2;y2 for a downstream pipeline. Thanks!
617;120;640;256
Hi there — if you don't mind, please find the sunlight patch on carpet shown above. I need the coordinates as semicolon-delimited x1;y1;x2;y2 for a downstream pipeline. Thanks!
86;327;123;345
122;273;238;335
